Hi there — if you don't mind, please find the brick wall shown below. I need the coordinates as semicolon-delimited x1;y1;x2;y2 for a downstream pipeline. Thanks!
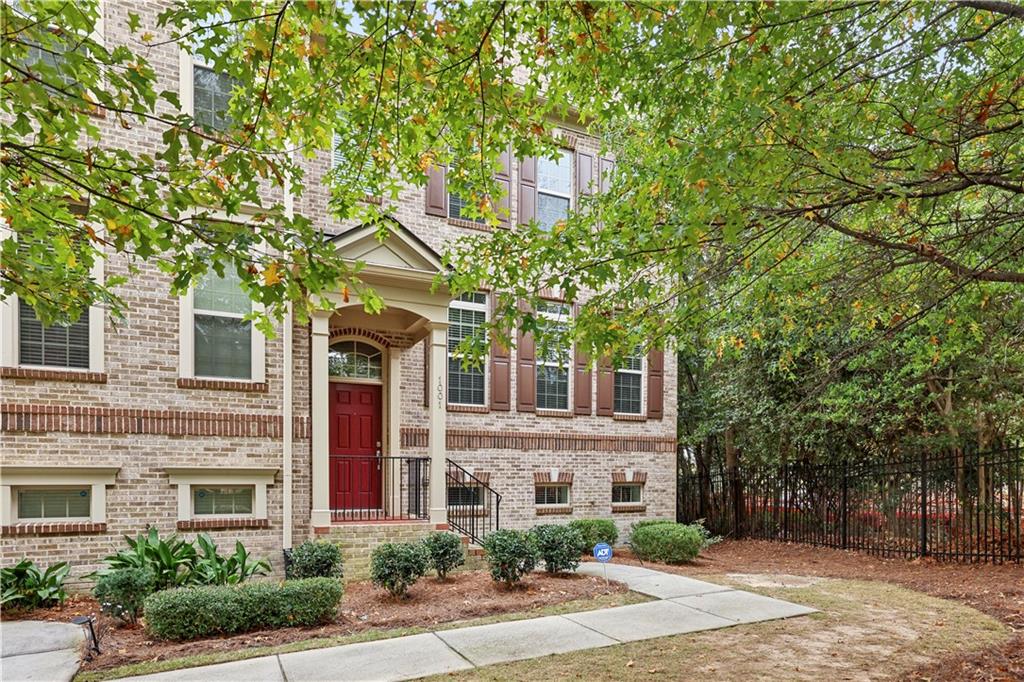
313;522;441;580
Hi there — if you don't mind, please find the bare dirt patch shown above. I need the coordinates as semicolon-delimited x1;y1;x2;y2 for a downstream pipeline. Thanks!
4;570;627;675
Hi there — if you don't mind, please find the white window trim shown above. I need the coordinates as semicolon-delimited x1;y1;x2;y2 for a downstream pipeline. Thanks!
177;213;266;383
0;227;105;373
164;467;277;521
535;483;571;507
535;301;572;412
178;12;231;120
613;353;646;416
536;149;574;229
612;482;644;506
1;466;118;525
447;293;489;407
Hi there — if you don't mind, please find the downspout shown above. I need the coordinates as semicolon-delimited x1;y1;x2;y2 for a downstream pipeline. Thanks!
282;171;294;551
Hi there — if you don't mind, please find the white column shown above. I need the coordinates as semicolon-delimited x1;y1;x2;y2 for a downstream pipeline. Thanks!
426;322;449;525
387;347;402;516
310;310;332;528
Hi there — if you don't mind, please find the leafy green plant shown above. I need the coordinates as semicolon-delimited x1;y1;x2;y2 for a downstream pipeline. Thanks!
531;524;586;574
421;532;464;580
568;519;619;552
630;519;675;533
98;527;196;590
481;529;539;587
93;567;154;624
287;541;344;580
0;559;70;610
191;534;271;585
629;523;704;564
143;578;343;641
369;542;428;598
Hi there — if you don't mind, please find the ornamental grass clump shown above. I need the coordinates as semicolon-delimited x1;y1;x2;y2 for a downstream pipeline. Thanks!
481;529;539;587
369;542;429;598
421;531;464;580
531;524;586;574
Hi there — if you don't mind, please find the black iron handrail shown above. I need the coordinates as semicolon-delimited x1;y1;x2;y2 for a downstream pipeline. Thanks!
328;455;429;522
446;458;501;545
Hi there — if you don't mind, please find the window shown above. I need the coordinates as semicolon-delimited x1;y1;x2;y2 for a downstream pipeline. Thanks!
447;485;482;507
536;150;572;231
193;268;252;379
612;484;643;504
448;292;487;406
18;299;90;369
614;350;644;415
193;65;235;130
535;484;570;506
328;340;382;380
17;488;90;520
536;300;571;411
332;130;376;197
193;486;254;516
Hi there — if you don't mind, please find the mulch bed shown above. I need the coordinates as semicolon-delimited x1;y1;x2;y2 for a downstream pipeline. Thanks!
3;569;626;673
599;540;1023;681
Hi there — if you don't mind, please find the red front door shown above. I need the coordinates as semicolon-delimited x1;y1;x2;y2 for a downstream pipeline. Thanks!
329;382;382;510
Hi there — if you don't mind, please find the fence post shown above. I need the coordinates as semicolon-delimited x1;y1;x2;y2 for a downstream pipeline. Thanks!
782;463;789;542
841;460;849;550
919;449;928;558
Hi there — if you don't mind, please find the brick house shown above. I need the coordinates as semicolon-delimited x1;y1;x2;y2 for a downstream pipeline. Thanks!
0;2;677;580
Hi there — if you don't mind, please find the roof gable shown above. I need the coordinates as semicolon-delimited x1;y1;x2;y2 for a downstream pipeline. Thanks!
329;220;444;275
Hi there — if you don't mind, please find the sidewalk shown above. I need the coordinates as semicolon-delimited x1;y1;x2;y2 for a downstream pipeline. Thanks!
0;620;84;682
118;564;816;681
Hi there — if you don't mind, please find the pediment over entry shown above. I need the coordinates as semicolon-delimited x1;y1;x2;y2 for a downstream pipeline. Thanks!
329;220;444;276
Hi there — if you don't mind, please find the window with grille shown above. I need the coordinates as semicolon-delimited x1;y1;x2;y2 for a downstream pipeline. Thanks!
332;130;377;197
193;65;236;130
18;299;90;369
328;340;382;380
536;150;572;231
193;486;254;516
614;350;644;414
535;300;570;411
448;292;487;406
193;267;252;379
535;484;570;506
447;485;482;507
17;487;91;520
612;483;643;504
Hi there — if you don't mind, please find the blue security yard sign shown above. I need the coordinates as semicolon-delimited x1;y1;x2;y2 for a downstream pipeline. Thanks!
593;542;613;563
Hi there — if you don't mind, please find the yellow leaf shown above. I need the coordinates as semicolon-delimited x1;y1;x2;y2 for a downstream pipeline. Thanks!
262;262;282;286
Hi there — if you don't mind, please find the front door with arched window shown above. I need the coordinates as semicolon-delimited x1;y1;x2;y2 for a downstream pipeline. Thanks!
328;340;383;512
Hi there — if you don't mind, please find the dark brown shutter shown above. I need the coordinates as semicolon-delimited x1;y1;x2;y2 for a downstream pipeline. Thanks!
596;356;614;416
495;146;512;228
577;151;595;198
516;301;535;412
423;339;431;407
490;295;511;410
518;156;537;227
574;348;592;415
647;349;665;419
425;162;446;216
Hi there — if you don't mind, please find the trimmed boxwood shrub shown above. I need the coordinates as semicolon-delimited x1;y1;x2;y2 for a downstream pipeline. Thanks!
481;529;539;587
287;541;344;579
143;577;342;640
629;523;704;564
630;519;675;534
369;542;429;597
421;532;464;580
531;524;586;574
568;519;619;552
93;567;155;624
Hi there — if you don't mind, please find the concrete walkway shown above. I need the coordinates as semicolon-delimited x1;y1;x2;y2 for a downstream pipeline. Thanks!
118;564;816;681
0;620;85;682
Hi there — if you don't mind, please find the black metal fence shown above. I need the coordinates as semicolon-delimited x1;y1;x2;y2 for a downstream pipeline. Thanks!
446;459;501;545
329;455;429;522
678;446;1023;563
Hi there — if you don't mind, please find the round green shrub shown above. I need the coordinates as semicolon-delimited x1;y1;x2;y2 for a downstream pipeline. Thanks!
629;523;704;564
369;542;429;597
288;541;344;579
568;519;619;552
531;524;586;573
630;519;675;534
421;532;464;580
93;567;155;624
481;529;539;587
143;578;342;641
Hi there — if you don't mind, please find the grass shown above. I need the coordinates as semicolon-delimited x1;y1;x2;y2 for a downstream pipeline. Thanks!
75;590;650;681
422;577;1010;682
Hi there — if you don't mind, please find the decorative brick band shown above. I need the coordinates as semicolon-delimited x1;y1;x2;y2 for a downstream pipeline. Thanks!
1;403;311;439
612;471;648;483
401;427;675;453
611;504;647;513
328;327;392;348
535;409;573;419
535;506;573;516
177;378;268;393
447;404;490;414
177;517;269;531
0;366;107;383
613;413;647;422
447;217;492;232
534;471;574;484
2;522;107;536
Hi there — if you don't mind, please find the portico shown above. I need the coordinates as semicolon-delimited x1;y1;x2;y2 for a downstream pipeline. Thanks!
308;221;451;530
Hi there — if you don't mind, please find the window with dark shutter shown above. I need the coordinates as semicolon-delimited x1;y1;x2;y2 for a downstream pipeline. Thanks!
535;300;571;411
448;292;487;406
613;349;644;415
18;299;90;369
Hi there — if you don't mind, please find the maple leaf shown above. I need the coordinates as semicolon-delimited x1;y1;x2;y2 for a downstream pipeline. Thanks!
262;262;282;286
